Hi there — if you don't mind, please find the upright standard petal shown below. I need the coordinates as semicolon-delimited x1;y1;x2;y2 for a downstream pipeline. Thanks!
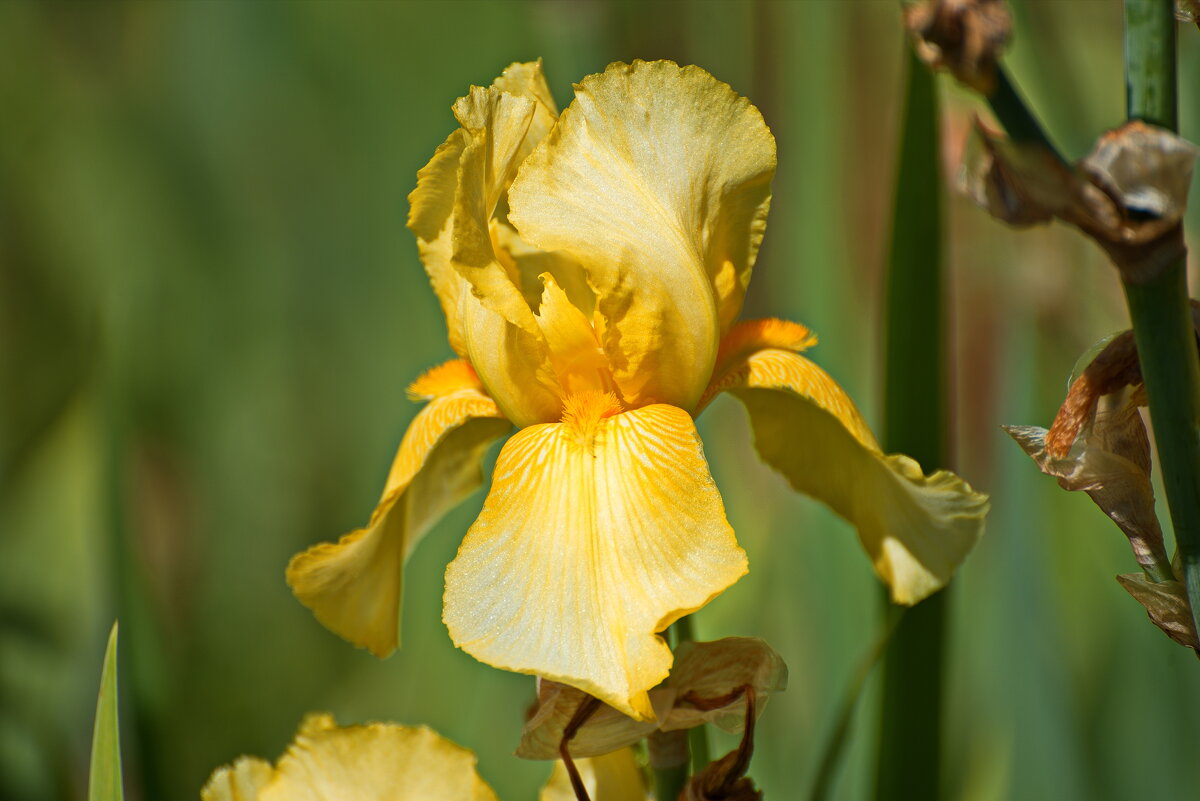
407;128;473;355
508;60;776;411
444;396;747;720
409;61;570;424
287;361;510;656
202;714;499;801
706;320;988;605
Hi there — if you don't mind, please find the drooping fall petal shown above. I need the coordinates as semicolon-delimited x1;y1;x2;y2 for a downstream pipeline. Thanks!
707;320;988;605
444;397;748;719
508;60;776;411
201;714;498;801
539;748;650;801
286;361;510;656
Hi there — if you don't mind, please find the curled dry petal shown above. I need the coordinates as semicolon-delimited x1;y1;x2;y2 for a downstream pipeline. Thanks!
661;637;787;733
1004;389;1170;580
680;687;761;801
1044;331;1141;460
1116;574;1200;651
517;637;786;760
904;0;1012;94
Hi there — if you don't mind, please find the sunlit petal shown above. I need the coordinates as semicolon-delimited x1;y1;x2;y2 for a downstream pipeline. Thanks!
459;290;565;426
203;714;498;801
708;321;988;604
201;758;273;801
444;398;747;719
287;361;510;656
407;128;473;355
508;60;776;410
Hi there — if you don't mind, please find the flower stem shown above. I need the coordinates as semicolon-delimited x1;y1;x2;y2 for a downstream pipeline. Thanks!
669;615;712;771
1122;0;1200;634
986;65;1065;162
649;729;689;801
875;48;950;801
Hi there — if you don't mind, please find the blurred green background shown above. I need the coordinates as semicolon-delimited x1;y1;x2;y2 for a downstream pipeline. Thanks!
3;1;1200;799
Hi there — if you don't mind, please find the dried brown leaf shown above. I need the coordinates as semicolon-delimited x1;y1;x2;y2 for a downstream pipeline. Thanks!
1116;573;1199;651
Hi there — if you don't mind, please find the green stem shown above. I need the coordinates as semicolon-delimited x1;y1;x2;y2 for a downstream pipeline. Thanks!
809;606;904;801
986;65;1066;163
668;615;712;771
1122;0;1200;632
649;729;689;801
875;48;949;801
1123;265;1200;619
1124;0;1177;130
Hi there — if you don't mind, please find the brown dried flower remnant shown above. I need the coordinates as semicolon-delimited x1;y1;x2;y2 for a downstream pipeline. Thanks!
904;0;1012;93
1005;330;1170;578
1116;574;1199;652
965;120;1198;282
1177;0;1200;27
518;637;787;761
1005;310;1200;651
680;688;761;801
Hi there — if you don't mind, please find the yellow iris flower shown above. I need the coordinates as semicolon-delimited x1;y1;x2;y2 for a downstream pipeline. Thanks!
201;714;499;801
286;59;988;720
201;714;644;801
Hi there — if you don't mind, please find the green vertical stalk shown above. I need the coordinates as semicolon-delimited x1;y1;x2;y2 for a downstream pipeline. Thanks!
875;49;948;801
1122;0;1200;634
669;615;712;771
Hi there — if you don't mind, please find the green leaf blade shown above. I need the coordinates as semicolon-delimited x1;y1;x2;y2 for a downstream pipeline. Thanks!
89;621;124;801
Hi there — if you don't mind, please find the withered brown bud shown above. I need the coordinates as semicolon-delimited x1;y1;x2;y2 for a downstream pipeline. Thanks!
904;0;1012;93
1076;121;1198;281
1177;0;1200;27
962;118;1078;227
964;120;1198;282
681;749;762;801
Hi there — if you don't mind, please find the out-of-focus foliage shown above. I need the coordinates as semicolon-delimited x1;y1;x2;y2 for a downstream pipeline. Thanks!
2;2;1199;800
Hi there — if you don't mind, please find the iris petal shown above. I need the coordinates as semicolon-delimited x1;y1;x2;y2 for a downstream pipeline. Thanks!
443;400;747;719
709;320;988;604
287;361;510;656
202;714;498;801
508;60;776;410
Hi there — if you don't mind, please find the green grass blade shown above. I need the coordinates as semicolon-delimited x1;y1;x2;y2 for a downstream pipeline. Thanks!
875;47;949;801
89;621;124;801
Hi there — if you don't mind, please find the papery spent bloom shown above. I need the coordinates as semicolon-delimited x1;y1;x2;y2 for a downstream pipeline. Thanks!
287;59;989;719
